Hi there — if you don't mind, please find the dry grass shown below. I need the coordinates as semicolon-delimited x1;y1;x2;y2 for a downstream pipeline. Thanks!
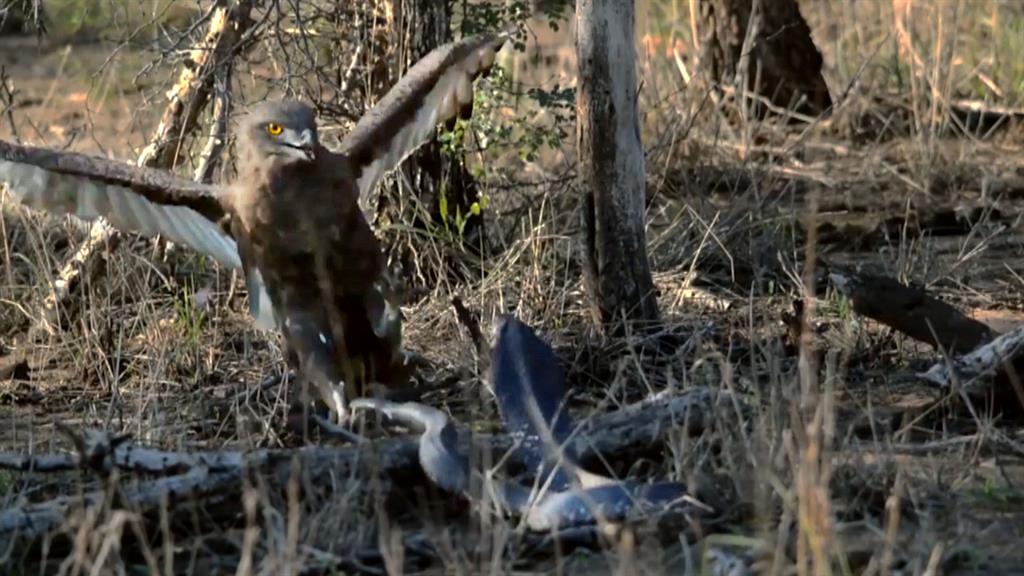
1;0;1024;574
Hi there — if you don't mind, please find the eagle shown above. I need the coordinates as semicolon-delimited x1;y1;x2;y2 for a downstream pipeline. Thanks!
0;32;508;421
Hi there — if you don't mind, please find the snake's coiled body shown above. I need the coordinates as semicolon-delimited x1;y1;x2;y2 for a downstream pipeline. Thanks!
353;316;697;532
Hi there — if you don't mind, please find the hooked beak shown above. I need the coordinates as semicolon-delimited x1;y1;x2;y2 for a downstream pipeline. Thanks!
286;129;317;161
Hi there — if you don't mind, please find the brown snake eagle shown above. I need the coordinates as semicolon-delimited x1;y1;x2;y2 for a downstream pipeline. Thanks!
0;32;508;421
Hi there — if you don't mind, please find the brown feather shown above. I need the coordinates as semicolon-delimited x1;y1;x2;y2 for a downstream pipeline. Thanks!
341;31;509;200
0;139;241;271
232;144;407;404
0;140;225;221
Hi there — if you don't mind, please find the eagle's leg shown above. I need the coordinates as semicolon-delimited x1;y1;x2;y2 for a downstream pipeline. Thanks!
283;314;357;431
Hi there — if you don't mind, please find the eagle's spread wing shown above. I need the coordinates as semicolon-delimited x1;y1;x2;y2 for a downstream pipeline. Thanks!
0;140;239;269
0;31;507;336
340;31;509;200
0;140;278;329
234;234;276;331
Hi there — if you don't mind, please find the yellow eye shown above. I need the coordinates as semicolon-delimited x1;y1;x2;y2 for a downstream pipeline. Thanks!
266;123;283;136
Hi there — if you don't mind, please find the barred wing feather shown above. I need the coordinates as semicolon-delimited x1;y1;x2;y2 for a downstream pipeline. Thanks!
0;141;276;329
341;31;509;201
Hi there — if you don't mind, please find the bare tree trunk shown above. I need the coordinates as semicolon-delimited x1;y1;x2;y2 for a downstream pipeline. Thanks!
696;0;831;117
0;0;44;35
576;0;659;329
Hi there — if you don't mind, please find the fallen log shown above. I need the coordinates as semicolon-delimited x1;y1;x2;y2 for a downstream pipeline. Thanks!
0;465;242;539
0;387;732;543
918;324;1024;406
830;270;1024;406
829;271;993;354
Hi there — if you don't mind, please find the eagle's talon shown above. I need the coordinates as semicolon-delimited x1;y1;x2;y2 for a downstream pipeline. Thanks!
309;413;365;444
326;383;349;424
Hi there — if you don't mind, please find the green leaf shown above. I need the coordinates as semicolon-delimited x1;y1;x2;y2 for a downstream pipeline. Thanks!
439;193;449;226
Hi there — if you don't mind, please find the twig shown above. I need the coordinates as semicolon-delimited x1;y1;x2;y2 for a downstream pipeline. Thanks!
450;295;487;356
0;66;18;143
192;60;233;184
30;219;121;337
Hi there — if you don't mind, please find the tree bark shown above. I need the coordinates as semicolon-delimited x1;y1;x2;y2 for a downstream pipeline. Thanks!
576;0;659;329
377;0;481;284
696;0;831;117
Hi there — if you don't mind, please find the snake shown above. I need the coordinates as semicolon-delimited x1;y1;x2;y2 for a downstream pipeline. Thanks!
351;316;696;532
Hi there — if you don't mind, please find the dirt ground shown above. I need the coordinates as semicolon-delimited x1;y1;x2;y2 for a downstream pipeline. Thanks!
2;1;1024;574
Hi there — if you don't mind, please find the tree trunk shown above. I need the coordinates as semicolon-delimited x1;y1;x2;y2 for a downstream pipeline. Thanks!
696;0;831;117
377;0;481;285
0;0;44;35
576;0;659;329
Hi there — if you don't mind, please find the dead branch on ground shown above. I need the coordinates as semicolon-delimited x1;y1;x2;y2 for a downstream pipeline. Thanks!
829;270;1024;403
0;387;732;542
918;325;1024;404
192;59;234;184
136;0;256;170
830;270;994;354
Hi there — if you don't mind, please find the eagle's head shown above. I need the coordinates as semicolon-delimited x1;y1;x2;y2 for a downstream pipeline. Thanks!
239;100;320;164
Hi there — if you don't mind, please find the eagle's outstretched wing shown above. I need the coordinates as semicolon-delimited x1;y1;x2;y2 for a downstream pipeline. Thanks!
0;31;507;332
340;30;509;200
0;140;239;269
